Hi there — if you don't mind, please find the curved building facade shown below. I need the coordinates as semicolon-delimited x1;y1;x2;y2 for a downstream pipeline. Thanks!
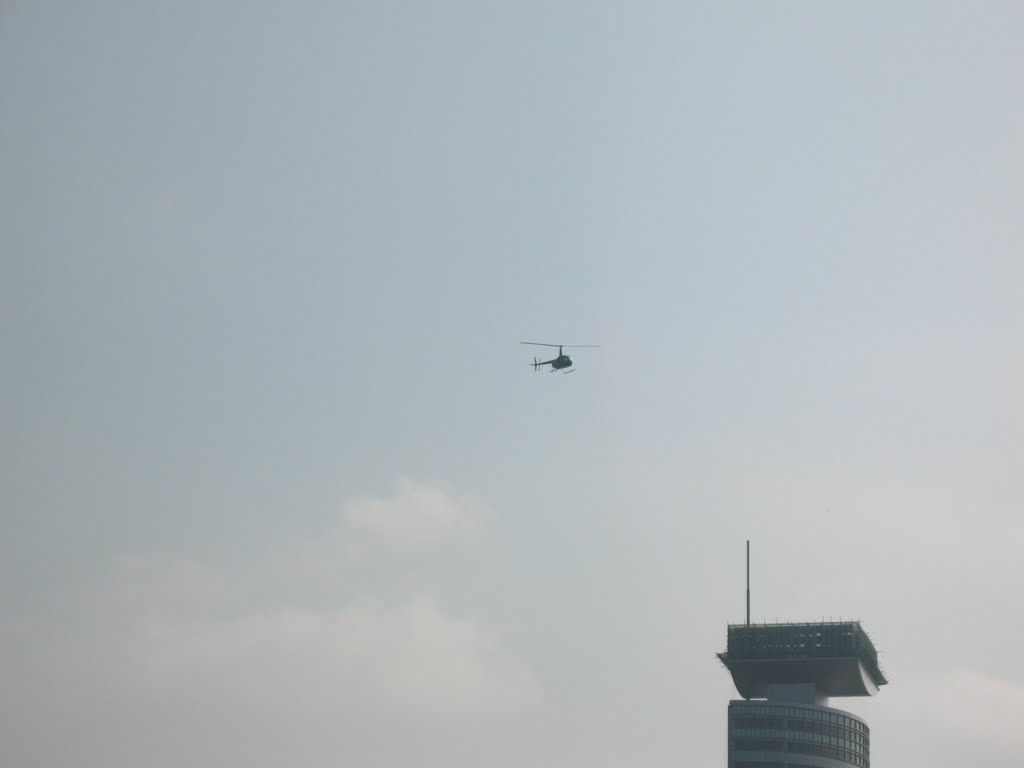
728;698;869;768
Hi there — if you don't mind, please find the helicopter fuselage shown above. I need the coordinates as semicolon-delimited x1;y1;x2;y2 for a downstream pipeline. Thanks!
550;355;573;369
522;341;597;372
533;354;573;370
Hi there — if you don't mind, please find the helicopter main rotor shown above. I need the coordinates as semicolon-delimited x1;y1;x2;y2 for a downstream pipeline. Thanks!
520;341;600;351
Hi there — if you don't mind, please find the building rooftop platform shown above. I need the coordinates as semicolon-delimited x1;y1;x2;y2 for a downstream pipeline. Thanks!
718;621;887;699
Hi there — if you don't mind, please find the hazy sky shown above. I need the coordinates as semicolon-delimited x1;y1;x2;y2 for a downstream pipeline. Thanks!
3;2;1023;766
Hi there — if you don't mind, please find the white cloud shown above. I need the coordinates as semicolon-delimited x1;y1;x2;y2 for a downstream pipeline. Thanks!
114;593;537;721
92;482;530;722
342;477;484;547
0;481;538;768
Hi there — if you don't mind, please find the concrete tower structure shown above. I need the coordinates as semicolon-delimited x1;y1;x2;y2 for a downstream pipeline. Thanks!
718;547;887;767
719;621;886;768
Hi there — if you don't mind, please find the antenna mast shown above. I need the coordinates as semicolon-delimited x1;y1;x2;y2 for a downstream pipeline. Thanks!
746;540;750;626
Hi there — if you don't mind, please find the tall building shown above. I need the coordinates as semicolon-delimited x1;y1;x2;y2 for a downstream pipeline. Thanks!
718;620;887;768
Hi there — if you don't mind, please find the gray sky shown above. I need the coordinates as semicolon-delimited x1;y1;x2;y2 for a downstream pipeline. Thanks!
2;2;1023;766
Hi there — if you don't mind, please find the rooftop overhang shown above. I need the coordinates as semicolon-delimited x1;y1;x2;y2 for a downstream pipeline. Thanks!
718;655;881;698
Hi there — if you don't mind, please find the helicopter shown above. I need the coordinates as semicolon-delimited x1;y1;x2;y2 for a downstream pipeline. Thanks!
520;341;600;373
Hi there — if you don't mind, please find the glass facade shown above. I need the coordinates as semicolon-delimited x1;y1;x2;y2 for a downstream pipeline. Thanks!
728;701;869;768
